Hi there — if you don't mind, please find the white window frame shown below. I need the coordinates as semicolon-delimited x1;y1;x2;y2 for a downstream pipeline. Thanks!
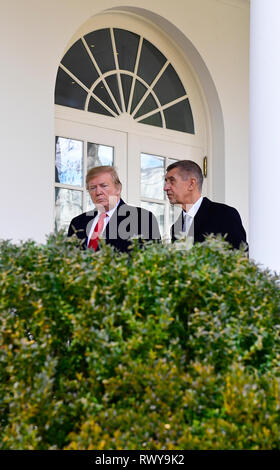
54;11;210;235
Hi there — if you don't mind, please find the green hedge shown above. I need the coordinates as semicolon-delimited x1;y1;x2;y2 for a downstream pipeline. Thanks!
0;234;280;449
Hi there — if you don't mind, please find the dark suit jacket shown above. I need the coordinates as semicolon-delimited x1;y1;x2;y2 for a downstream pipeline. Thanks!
68;198;161;253
171;197;247;250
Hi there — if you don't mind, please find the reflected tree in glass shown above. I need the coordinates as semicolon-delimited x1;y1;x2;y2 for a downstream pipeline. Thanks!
169;203;182;227
55;188;82;232
141;200;165;236
55;137;83;186
86;192;95;212
141;153;165;200
87;143;114;170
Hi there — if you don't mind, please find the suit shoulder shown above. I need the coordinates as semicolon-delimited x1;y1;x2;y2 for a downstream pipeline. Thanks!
68;211;96;233
70;210;96;223
119;203;154;216
205;198;240;216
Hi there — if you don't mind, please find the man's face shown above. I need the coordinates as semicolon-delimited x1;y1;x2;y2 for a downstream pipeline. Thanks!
164;168;190;205
88;172;121;212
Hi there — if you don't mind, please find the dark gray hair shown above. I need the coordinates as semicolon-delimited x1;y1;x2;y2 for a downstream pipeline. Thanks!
166;160;203;191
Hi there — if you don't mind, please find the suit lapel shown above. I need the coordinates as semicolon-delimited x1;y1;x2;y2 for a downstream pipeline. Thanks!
171;197;211;243
84;210;98;247
104;198;126;242
193;197;211;242
172;210;184;241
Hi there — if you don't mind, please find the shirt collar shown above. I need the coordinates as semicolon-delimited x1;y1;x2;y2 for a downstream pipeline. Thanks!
184;196;203;218
97;199;121;219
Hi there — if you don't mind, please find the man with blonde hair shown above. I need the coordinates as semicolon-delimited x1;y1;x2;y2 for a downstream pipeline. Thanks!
68;166;161;252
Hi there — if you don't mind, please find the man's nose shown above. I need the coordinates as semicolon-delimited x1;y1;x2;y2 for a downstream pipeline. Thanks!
163;181;169;191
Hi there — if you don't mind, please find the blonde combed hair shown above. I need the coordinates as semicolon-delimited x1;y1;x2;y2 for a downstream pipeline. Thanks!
86;166;122;189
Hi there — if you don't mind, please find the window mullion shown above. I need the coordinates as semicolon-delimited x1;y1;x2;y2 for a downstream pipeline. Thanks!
127;36;143;114
131;60;169;118
82;37;122;115
135;94;188;123
110;28;126;113
59;63;90;94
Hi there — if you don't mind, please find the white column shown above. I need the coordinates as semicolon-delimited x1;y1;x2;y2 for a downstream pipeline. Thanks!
250;0;280;273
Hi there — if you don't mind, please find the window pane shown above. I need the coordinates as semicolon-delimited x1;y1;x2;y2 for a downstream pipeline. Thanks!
106;74;122;111
141;201;165;236
164;99;194;134
141;153;165;199
93;82;118;114
61;39;99;89
88;97;113;116
87;143;114;170
55;67;87;110
121;74;133;111
153;64;186;106
138;39;166;85
84;29;115;74
138;112;162;127
169;203;182;226
134;94;158;119
86;192;95;212
55;137;83;186
55;188;82;232
114;29;139;72
131;80;147;113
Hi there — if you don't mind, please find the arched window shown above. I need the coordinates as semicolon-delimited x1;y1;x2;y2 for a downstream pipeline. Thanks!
54;14;207;236
55;28;194;134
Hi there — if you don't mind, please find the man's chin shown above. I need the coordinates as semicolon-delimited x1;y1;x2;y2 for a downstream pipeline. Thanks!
95;203;108;212
168;197;176;204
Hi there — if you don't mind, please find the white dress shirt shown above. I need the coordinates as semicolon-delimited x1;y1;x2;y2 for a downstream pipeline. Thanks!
182;196;203;234
87;200;120;247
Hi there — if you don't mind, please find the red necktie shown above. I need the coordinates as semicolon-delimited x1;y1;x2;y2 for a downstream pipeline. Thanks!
88;212;108;251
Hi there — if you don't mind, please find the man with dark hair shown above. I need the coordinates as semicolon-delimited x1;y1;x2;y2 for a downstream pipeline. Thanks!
164;160;247;250
68;166;161;252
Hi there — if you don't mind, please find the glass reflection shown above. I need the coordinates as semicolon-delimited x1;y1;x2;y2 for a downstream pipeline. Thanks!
153;64;186;106
138;39;166;86
139;112;162;127
168;158;178;166
86;192;95;212
164;99;194;134
55;67;87;110
61;39;99;89
87;143;114;170
141;201;165;236
55;188;82;232
141;153;164;200
55;137;83;186
169;203;182;226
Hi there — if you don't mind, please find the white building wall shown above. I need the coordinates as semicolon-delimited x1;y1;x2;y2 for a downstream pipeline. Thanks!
0;0;249;243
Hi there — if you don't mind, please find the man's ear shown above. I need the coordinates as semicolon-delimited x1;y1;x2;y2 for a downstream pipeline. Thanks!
188;177;197;190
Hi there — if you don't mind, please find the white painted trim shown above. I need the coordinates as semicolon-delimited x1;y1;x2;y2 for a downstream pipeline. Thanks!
81;36;122;115
131;60;169;117
127;36;143;114
110;27;126;113
60;63;118;117
135;94;188;123
55;104;203;147
55;11;210;232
